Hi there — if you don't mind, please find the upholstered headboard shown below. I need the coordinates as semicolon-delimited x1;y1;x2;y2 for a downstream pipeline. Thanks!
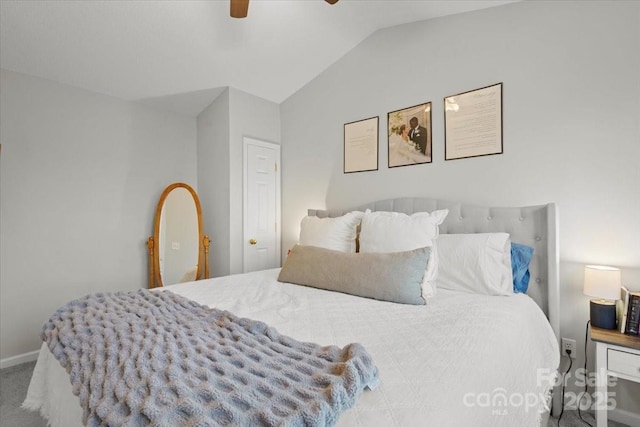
308;197;560;341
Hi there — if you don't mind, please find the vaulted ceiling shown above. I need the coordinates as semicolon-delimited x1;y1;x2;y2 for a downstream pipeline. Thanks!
1;0;516;115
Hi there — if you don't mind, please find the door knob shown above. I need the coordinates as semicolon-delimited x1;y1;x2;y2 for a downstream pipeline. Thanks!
249;239;257;245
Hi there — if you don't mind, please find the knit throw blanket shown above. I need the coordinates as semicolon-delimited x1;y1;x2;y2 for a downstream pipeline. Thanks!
41;289;379;427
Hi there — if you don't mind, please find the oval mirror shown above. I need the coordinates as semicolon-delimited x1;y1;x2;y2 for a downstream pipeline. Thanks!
147;183;209;288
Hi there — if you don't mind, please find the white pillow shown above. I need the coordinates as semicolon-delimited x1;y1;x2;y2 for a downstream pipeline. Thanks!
299;211;364;253
358;209;449;298
436;233;514;296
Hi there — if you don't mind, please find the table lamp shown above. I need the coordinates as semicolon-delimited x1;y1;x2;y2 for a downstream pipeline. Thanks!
583;265;621;329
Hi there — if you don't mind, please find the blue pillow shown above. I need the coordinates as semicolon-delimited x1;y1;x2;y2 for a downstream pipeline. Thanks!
511;243;534;293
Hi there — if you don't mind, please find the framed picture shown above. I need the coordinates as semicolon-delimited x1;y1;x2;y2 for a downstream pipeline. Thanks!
387;102;432;168
444;83;503;161
344;116;379;173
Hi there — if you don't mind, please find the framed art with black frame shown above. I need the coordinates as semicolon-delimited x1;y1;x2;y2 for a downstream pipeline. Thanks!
387;102;432;168
444;83;503;161
344;116;379;174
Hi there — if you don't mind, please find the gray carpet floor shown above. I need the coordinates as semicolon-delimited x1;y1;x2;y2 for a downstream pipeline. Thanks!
0;362;46;427
0;361;631;427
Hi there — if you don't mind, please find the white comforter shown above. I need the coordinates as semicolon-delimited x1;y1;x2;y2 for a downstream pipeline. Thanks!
25;268;559;427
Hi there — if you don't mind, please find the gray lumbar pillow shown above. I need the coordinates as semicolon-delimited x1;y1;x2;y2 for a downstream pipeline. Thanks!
278;245;430;305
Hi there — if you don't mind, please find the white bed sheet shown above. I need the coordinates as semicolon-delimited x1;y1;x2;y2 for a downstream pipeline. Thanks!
25;268;559;427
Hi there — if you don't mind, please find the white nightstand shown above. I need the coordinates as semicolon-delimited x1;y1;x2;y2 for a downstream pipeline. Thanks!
590;326;640;427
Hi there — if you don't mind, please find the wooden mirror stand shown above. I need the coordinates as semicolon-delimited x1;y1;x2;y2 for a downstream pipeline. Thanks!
147;182;210;288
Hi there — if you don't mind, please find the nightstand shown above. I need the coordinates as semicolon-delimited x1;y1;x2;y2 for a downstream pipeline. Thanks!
590;326;640;427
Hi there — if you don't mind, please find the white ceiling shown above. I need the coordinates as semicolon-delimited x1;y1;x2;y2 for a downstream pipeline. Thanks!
1;0;516;116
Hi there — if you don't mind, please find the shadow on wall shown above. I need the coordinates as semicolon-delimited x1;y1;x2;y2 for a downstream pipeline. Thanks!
135;87;227;117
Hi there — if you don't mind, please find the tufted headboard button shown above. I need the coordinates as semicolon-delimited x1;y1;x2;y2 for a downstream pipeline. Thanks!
487;216;492;220
519;217;524;221
536;278;542;284
535;237;541;241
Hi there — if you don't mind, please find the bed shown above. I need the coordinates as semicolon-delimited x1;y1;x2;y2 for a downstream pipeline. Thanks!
24;197;561;427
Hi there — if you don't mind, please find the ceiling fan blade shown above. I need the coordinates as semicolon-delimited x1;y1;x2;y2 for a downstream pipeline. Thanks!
230;0;249;18
325;0;339;4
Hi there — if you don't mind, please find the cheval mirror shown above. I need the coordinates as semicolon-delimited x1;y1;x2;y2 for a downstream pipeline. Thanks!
147;182;210;288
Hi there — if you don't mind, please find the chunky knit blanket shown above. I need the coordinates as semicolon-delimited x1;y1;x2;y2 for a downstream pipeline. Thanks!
41;289;379;427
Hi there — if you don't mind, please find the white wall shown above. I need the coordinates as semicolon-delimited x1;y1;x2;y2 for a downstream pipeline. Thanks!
281;0;640;417
0;69;197;360
228;88;281;274
197;87;280;276
197;89;231;277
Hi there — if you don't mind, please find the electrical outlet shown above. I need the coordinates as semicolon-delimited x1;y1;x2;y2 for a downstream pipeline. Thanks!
561;338;577;358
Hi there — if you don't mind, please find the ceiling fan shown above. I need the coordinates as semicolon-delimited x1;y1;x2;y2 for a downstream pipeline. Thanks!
231;0;339;19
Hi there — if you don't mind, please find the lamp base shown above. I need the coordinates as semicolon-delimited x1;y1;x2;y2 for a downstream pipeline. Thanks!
590;299;617;330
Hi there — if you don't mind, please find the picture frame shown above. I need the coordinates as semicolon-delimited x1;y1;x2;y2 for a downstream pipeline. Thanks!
444;83;503;161
387;102;432;168
343;116;379;174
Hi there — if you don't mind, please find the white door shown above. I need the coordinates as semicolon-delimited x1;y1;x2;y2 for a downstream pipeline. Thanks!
243;138;281;273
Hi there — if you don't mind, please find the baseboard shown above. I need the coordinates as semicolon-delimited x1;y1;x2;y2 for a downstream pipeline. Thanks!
610;407;640;427
0;350;39;369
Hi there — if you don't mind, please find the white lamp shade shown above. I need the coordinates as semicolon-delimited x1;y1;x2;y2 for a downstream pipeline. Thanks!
583;265;621;300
